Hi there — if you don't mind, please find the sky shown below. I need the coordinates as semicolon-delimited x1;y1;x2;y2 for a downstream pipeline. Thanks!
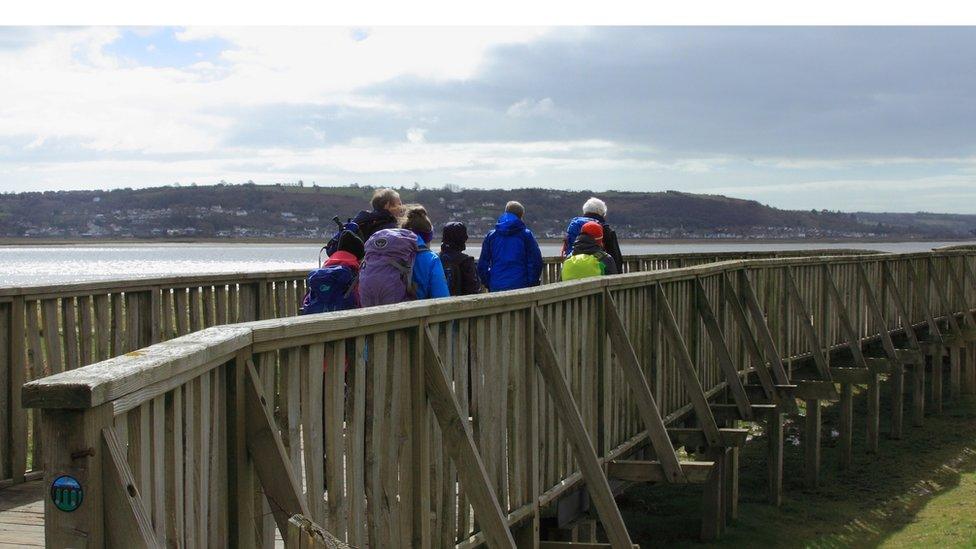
1;26;975;213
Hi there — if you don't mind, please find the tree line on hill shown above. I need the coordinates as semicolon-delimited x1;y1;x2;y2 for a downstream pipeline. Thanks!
0;183;972;241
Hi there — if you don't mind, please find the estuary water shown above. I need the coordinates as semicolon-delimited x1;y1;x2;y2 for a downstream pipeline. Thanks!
0;240;971;286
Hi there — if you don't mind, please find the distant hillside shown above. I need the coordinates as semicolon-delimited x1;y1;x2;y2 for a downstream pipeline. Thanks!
0;183;972;241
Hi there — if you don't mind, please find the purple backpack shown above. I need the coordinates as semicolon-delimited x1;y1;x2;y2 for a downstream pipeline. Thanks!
359;229;419;307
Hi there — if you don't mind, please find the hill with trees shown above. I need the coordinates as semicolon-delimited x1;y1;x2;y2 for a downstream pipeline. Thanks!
0;183;972;241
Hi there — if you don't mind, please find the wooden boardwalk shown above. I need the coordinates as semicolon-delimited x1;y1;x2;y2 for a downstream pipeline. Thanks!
0;480;43;548
6;247;976;548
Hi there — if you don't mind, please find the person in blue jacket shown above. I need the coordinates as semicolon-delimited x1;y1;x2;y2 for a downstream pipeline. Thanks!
478;201;544;292
402;205;451;299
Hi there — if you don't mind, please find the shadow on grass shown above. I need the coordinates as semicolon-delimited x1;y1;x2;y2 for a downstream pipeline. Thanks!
616;384;976;548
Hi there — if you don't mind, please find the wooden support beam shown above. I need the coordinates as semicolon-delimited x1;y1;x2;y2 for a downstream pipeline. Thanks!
856;263;901;362
838;384;853;470
767;405;784;506
694;279;753;420
654;285;722;448
533;311;633;549
822;265;869;369
701;447;728;541
668;426;749;449
721;273;776;401
736;270;791;386
804;399;821;489
927;257;964;336
912;359;925;427
795;380;839;401
607;460;714;484
603;292;686;483
784;267;832;381
866;369;881;453
243;358;311;536
967;343;976;395
882;262;923;349
890;361;905;439
930;346;943;414
422;326;516;548
864;357;892;374
708;403;777;425
743;384;797;405
905;261;944;344
102;427;161;548
829;367;872;385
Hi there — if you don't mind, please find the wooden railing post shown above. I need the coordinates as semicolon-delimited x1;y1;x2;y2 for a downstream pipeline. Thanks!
41;403;114;547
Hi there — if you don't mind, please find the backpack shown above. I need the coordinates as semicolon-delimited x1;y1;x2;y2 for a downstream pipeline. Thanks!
324;217;360;258
441;253;465;296
300;265;358;314
358;229;419;307
561;253;604;282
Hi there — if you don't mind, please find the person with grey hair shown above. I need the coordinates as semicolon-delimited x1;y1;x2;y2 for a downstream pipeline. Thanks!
477;200;543;291
561;196;623;271
352;188;404;240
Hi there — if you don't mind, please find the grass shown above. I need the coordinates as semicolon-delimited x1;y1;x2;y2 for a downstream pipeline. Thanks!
615;387;976;548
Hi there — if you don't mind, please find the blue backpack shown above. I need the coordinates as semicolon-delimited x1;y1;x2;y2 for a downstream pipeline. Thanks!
323;216;360;258
300;265;358;314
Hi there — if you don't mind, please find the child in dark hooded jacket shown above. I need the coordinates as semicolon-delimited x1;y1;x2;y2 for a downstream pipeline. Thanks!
439;222;482;296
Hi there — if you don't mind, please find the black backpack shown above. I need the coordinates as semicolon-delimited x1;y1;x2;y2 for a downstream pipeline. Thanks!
441;253;466;296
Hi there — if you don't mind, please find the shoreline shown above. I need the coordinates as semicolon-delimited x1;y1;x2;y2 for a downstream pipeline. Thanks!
0;236;974;247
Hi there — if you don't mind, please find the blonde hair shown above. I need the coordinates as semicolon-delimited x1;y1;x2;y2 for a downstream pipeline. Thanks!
505;200;525;218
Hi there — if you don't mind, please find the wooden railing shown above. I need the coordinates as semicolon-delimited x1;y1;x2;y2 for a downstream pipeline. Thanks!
0;248;876;487
22;249;976;547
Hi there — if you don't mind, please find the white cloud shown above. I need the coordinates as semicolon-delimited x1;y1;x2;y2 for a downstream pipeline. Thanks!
506;97;556;118
406;127;427;144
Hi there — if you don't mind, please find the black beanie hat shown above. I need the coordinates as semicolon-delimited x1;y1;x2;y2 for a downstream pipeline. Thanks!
337;230;365;260
441;222;468;247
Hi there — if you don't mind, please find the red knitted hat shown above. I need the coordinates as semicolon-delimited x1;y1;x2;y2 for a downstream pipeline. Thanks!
581;221;604;246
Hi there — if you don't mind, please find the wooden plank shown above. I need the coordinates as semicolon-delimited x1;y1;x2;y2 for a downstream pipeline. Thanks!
700;447;725;541
243;358;311;536
945;259;976;328
349;337;368;548
607;460;713;484
693;279;753;420
62;297;80;372
101;427;161;548
324;342;346;540
603;292;686;483
164;386;184;546
366;333;391;547
77;295;94;366
720;273;775;401
112;292;125;355
421;325;516;548
41;299;64;375
532;311;633;549
302;344;327;525
9;298;26;483
766;405;784;506
784;268;832;381
654;285;722;447
735;270;790;385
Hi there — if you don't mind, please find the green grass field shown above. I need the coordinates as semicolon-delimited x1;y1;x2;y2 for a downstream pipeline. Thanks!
616;391;976;548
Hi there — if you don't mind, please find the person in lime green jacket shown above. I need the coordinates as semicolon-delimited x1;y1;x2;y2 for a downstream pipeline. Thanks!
561;221;618;281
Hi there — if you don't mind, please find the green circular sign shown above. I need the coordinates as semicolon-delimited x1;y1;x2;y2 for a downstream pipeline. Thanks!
51;475;83;512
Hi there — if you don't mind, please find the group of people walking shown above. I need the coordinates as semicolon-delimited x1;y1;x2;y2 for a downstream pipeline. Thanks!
300;188;624;315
